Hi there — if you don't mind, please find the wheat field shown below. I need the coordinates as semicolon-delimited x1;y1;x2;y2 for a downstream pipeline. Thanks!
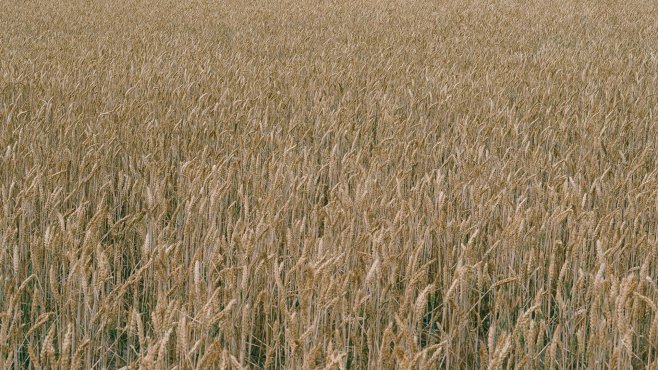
1;0;657;368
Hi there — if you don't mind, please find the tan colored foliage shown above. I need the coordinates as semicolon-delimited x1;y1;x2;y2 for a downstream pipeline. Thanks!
1;0;657;368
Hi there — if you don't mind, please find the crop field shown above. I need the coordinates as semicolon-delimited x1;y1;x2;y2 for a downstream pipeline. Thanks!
1;0;657;368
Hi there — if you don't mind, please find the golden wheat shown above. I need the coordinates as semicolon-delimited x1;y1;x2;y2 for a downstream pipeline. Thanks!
1;0;657;368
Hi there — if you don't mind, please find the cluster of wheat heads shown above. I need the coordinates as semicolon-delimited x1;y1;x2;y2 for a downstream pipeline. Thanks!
1;0;657;368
